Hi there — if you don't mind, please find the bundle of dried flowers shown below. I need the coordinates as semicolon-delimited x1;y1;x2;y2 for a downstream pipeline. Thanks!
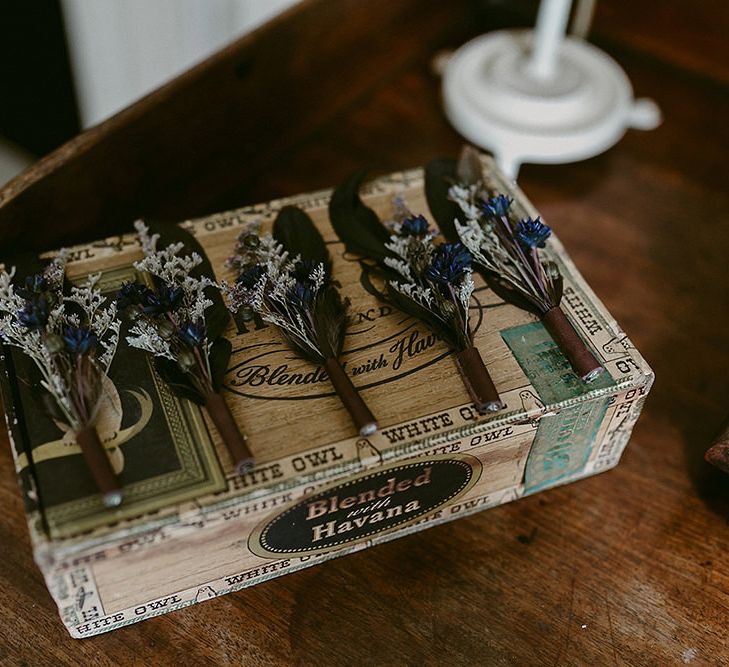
0;253;123;506
117;221;254;474
329;173;504;413
224;206;378;436
427;148;604;382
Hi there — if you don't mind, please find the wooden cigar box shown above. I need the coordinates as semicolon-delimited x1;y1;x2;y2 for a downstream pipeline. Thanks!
0;156;653;638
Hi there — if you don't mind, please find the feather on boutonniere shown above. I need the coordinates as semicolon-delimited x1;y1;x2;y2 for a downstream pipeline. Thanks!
0;253;124;507
223;206;378;437
116;220;255;474
329;172;504;414
427;147;603;382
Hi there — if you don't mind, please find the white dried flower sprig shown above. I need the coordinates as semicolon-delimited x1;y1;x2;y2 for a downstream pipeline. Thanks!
0;253;120;431
117;221;218;397
223;234;336;363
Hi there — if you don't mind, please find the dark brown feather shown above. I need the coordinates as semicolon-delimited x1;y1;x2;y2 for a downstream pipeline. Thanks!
424;158;461;243
273;206;330;269
329;170;391;263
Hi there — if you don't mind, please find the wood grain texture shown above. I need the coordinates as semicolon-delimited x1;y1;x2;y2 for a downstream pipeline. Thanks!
1;0;728;664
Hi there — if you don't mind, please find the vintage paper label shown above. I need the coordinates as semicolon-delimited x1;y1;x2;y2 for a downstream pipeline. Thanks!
250;454;481;557
501;320;616;491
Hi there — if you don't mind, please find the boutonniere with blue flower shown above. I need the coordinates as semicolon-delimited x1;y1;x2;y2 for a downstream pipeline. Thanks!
116;220;254;474
224;206;378;436
428;147;603;382
328;173;504;414
0;253;124;506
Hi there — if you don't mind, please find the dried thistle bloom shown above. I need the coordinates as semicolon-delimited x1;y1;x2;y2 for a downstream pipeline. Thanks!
0;253;123;506
118;220;254;474
224;205;378;436
329;171;504;414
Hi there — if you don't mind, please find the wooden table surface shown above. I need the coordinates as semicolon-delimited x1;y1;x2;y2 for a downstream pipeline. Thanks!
1;1;728;665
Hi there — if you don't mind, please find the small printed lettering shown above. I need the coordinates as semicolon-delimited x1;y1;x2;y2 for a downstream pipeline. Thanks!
351;353;388;376
306;467;432;520
562;287;602;336
389;330;438;371
230;463;284;489
311;501;421;542
232;363;328;388
224;560;291;586
75;612;125;635
468;427;514;448
221;493;293;521
380;413;454;444
291;446;345;473
424;442;461;456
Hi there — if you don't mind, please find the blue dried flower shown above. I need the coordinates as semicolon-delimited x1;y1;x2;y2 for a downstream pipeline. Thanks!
116;281;154;311
63;326;98;355
515;217;551;249
400;214;430;237
287;281;315;309
425;243;472;287
177;321;207;348
481;194;513;218
16;274;50;299
236;264;266;289
17;295;52;329
143;283;184;315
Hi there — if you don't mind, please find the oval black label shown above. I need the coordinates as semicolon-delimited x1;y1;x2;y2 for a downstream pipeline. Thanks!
249;455;481;557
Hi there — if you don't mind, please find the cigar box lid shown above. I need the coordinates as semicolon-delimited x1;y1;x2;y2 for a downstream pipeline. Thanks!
0;155;653;560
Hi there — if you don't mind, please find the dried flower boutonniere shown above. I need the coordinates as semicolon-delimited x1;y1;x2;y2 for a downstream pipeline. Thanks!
224;206;378;436
329;173;504;413
117;221;255;474
0;254;123;507
428;147;603;382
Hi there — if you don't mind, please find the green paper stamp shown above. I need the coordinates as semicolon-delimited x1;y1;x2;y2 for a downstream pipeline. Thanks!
502;321;614;492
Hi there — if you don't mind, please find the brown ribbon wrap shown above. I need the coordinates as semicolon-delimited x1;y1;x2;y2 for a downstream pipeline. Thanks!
541;307;603;382
705;420;729;474
75;426;123;508
204;392;255;475
323;358;378;436
454;346;504;414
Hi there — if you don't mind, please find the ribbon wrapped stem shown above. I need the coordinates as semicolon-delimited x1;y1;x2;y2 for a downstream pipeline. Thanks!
541;307;603;382
454;346;504;414
324;358;378;437
204;392;255;475
75;426;123;508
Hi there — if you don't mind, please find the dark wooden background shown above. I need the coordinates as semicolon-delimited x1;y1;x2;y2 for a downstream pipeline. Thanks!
1;1;728;664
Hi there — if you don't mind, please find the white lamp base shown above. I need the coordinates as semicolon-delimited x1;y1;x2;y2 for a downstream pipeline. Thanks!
441;30;661;179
